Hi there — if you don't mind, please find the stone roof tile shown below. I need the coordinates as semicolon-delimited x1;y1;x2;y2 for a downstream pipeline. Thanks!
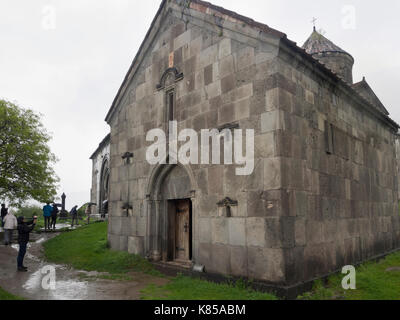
302;28;353;60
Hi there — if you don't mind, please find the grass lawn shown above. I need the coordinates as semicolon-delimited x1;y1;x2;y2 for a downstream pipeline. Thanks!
0;287;24;300
43;222;278;300
299;251;400;300
43;222;159;276
141;275;277;300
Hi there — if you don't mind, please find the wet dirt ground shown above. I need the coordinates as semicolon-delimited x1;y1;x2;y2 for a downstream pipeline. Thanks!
0;230;168;300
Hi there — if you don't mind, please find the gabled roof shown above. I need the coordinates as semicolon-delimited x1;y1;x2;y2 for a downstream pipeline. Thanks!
188;0;287;38
352;77;389;115
302;27;353;60
90;133;110;160
104;0;398;130
104;0;293;123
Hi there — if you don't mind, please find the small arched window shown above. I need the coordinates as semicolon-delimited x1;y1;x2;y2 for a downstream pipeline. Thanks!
156;67;183;123
167;89;175;121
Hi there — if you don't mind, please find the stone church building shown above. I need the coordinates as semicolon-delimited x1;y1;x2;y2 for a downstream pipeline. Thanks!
90;0;400;294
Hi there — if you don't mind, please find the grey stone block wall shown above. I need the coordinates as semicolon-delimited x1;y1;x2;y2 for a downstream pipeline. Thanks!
270;46;400;285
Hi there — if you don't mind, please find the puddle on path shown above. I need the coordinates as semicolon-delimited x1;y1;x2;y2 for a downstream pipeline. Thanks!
35;237;45;244
49;280;89;300
39;222;81;232
1;226;169;300
9;241;91;300
22;266;90;300
11;243;42;262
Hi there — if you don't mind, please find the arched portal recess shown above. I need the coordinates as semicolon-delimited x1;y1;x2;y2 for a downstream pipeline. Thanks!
99;158;110;217
146;164;197;264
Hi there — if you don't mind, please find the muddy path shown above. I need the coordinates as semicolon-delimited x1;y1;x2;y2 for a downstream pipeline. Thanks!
0;231;168;300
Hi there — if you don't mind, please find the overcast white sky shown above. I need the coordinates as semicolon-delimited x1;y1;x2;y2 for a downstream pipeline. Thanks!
1;0;399;209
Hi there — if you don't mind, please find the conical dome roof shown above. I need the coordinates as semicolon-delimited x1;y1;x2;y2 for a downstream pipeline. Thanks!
302;28;352;58
301;27;354;83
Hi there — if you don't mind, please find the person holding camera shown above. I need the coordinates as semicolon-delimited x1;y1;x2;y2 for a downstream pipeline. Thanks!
16;215;37;272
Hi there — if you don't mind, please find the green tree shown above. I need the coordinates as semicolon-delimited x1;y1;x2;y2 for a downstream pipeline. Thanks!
0;99;59;205
15;205;43;218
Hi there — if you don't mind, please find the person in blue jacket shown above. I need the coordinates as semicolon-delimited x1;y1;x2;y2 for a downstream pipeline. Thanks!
42;202;53;231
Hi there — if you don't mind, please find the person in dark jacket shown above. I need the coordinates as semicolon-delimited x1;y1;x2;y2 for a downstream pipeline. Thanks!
1;203;7;227
50;203;59;231
70;205;78;227
17;216;37;272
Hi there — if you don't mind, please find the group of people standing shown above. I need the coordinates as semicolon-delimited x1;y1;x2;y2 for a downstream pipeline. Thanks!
42;202;59;231
43;203;91;230
1;203;37;271
1;202;95;272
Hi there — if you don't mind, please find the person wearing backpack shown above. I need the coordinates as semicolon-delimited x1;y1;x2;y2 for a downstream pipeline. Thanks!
70;205;79;227
50;203;59;231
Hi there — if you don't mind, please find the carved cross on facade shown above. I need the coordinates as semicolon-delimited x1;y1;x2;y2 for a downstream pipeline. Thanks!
217;197;238;217
122;202;132;217
121;152;134;165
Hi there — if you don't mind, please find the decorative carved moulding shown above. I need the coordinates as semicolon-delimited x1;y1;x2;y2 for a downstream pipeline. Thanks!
217;122;240;132
156;67;184;90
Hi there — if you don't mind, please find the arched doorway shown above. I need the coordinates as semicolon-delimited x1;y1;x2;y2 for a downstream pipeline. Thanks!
146;164;196;265
99;158;110;217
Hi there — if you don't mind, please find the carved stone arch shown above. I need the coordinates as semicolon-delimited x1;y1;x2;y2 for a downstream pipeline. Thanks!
147;163;197;200
145;163;197;262
156;67;184;90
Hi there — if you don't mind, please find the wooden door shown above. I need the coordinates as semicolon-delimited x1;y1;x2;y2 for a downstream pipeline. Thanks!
175;200;190;261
